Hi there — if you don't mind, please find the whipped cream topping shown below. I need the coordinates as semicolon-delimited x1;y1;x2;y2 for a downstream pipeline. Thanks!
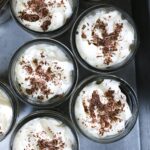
14;0;73;32
75;79;132;138
76;9;135;68
0;88;13;136
15;43;74;102
12;117;76;150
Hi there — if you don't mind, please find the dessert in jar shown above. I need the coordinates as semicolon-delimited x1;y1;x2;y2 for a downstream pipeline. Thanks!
12;111;78;150
74;79;132;139
0;85;13;139
13;0;73;32
13;41;75;104
73;6;137;71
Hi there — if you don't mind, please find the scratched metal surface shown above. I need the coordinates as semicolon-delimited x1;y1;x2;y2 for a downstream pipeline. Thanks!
0;0;141;149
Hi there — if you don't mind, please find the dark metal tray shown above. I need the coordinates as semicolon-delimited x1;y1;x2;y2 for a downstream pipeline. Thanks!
0;0;141;149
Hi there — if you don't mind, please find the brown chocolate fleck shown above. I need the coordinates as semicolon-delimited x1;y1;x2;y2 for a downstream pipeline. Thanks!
81;32;87;39
19;0;53;31
33;58;38;65
90;19;123;65
83;100;89;114
82;24;86;30
87;89;124;135
89;91;103;122
19;12;39;22
24;65;33;74
40;52;45;58
47;67;52;74
41;20;51;31
27;0;47;13
38;138;65;150
26;88;33;95
105;89;114;100
37;95;44;100
21;57;64;100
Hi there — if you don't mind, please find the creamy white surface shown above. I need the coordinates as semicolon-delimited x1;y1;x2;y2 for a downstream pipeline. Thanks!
14;0;73;32
76;9;135;68
0;88;13;136
13;117;76;150
15;43;74;102
75;79;132;138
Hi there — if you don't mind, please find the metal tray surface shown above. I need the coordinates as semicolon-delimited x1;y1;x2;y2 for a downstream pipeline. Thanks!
0;0;141;149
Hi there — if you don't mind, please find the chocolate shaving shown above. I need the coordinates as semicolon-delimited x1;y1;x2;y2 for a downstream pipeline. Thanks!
38;138;65;150
24;65;33;74
37;95;44;100
19;12;39;22
82;24;86;30
39;7;49;18
81;32;87;39
40;52;45;58
83;100;89;114
85;89;125;135
27;0;47;13
0;127;3;135
19;0;52;31
89;91;103;122
41;20;51;31
26;88;33;95
88;19;123;65
19;56;64;101
33;58;38;65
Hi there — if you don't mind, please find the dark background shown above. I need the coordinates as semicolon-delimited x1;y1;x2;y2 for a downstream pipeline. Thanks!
132;0;150;149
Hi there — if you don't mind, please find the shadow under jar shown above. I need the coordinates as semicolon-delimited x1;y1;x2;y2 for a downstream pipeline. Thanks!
10;0;79;38
71;4;139;73
0;0;10;24
9;39;78;108
10;110;79;150
69;75;139;143
0;81;18;142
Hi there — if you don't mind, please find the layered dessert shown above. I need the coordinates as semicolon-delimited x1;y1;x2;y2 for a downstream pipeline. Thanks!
12;117;76;150
15;43;74;102
0;88;13;137
76;9;135;68
13;0;73;32
75;79;132;138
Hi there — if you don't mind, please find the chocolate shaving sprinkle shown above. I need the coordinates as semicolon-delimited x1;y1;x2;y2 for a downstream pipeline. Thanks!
84;19;123;65
83;90;125;135
83;100;89;114
40;52;45;58
38;138;65;150
39;7;49;18
19;56;64;101
24;65;33;74
37;95;44;100
41;20;51;31
19;0;53;31
81;32;87;39
27;0;47;13
26;88;33;95
33;58;38;65
19;12;39;22
82;24;86;30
